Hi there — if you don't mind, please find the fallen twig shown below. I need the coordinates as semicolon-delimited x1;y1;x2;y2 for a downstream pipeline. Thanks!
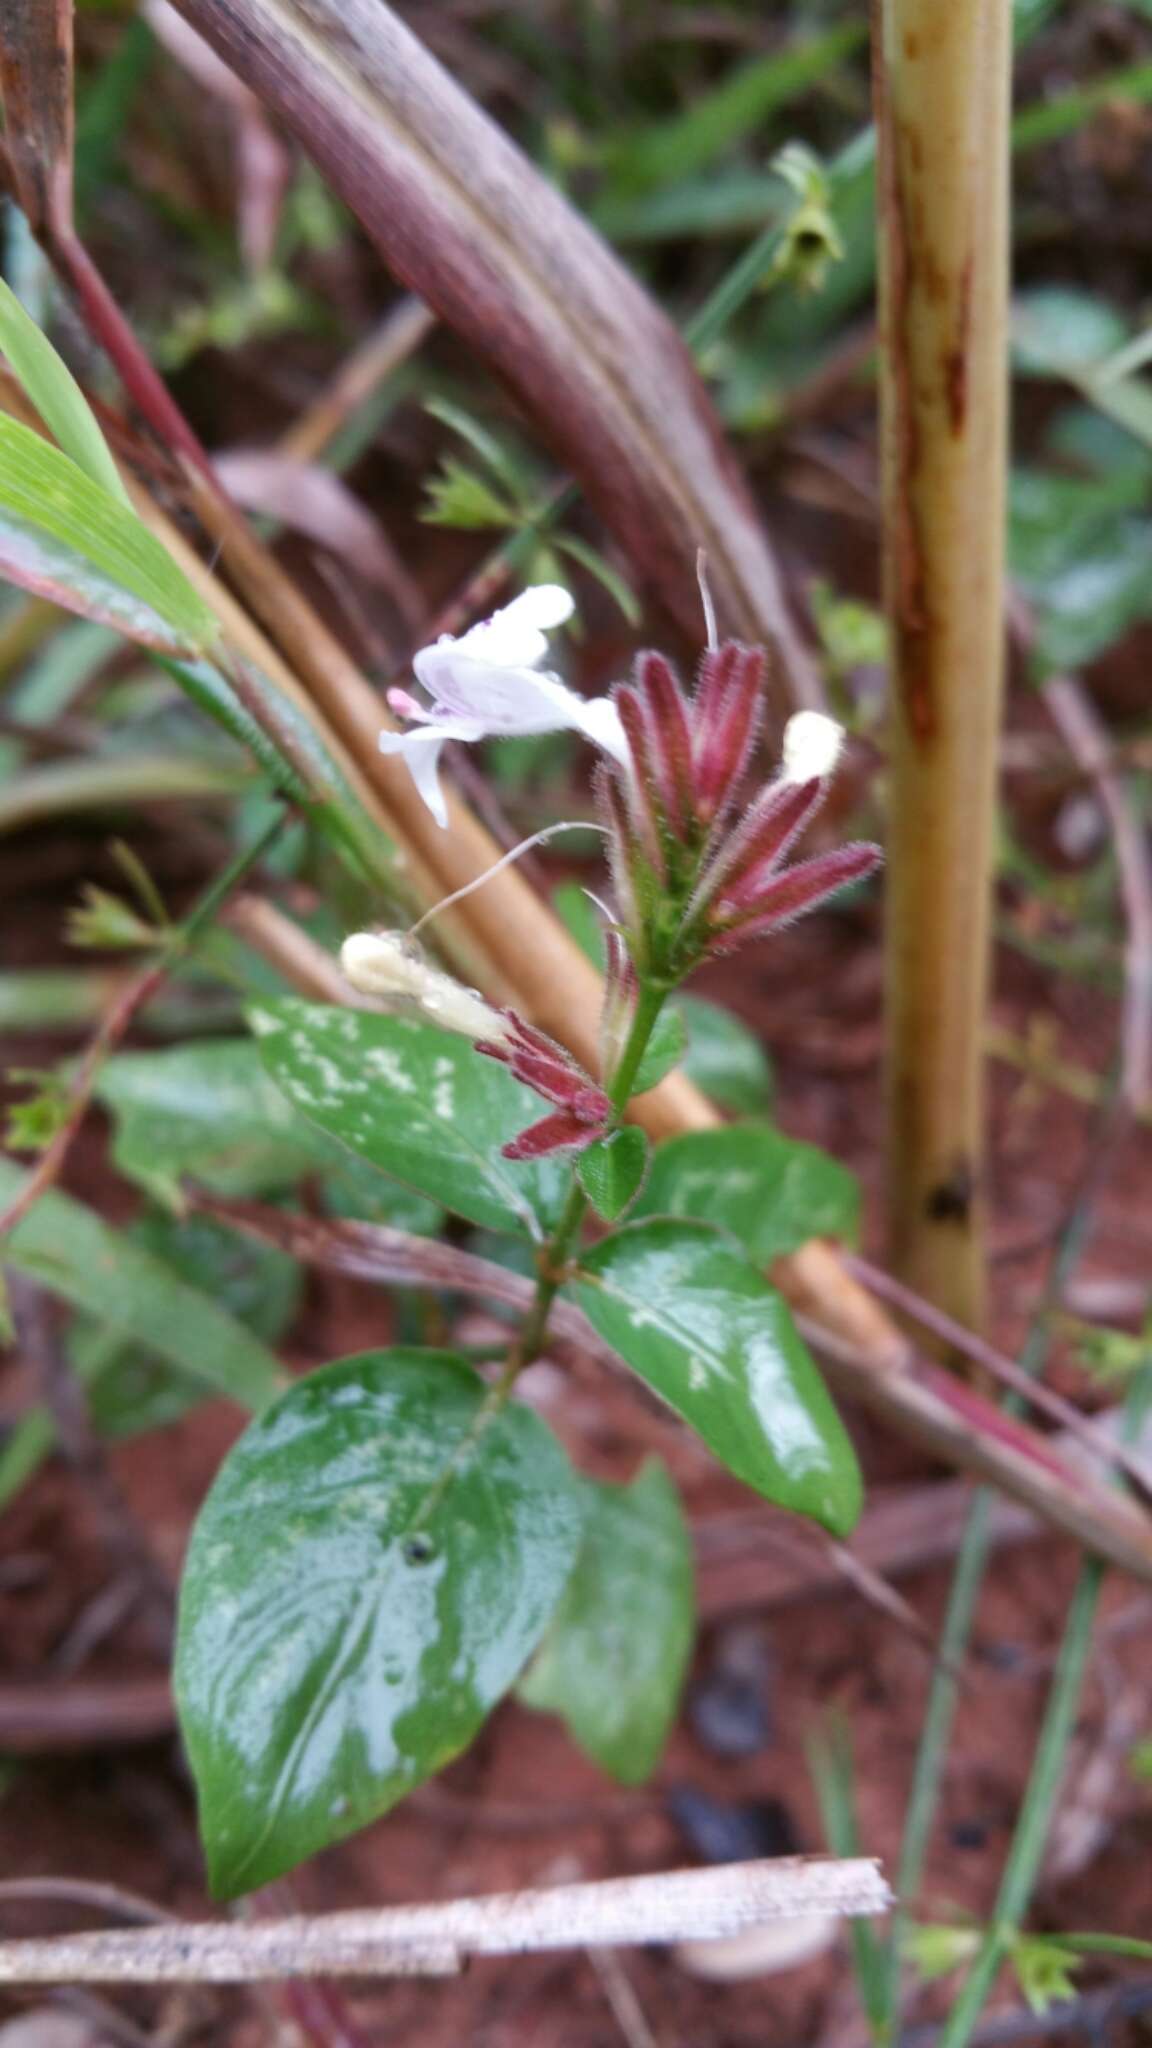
0;1859;890;1984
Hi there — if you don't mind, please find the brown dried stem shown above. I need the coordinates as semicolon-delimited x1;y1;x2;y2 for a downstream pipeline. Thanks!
876;0;1012;1329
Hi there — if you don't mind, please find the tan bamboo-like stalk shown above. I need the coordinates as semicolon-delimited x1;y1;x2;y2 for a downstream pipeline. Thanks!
875;0;1012;1329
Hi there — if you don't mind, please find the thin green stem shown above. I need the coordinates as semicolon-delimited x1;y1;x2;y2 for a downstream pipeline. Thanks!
936;1560;1105;2048
877;1092;1126;2042
173;806;288;952
878;1489;995;2038
935;1359;1152;2048
406;981;671;1537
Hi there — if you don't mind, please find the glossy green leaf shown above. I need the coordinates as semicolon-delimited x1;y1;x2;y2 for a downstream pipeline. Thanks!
577;1126;649;1222
0;277;130;504
251;999;567;1238
519;1458;694;1783
632;1005;688;1095
571;1220;861;1535
632;1123;859;1264
0;1155;283;1413
0;415;218;653
672;995;773;1115
97;1040;339;1208
175;1348;584;1895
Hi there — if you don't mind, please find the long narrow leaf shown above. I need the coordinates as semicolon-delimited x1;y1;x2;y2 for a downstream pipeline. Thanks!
0;1159;284;1412
0;276;130;503
165;0;820;702
0;413;219;652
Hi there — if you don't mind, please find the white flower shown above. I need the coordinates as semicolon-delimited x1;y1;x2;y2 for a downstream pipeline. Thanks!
379;584;628;827
340;929;512;1044
781;710;845;785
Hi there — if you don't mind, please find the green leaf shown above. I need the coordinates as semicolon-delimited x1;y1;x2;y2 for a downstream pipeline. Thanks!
632;1005;688;1095
421;458;516;530
554;534;641;625
571;1220;861;1535
632;1123;860;1264
0;1156;283;1414
423;397;530;497
906;1924;982;1985
78;1211;301;1438
1012;289;1128;377
175;1348;584;1895
672;995;773;1115
519;1458;693;1783
0;277;130;504
577;1126;649;1222
319;1154;442;1236
96;1040;342;1208
251;999;567;1238
0;414;218;654
1009;463;1152;672
1010;1935;1082;2016
609;22;864;193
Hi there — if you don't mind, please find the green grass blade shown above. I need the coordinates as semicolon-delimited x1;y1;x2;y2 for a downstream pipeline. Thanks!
0;277;131;505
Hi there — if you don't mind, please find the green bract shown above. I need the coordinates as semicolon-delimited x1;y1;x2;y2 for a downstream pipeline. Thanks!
175;1349;584;1896
577;1126;650;1221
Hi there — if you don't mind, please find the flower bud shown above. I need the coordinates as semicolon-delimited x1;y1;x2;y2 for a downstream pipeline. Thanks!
339;930;511;1045
781;710;845;785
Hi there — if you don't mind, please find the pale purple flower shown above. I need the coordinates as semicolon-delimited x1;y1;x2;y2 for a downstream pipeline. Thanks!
380;584;628;827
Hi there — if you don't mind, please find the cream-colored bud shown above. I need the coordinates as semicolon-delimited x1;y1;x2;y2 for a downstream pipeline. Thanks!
339;930;510;1044
781;710;845;784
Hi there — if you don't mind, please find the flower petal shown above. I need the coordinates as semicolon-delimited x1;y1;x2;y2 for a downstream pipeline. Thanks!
454;583;574;668
378;723;479;828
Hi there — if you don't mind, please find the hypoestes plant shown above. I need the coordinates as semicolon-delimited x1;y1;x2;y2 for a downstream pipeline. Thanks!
173;589;882;1896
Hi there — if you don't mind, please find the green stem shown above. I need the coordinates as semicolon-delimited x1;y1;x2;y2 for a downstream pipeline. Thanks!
172;806;289;952
935;1560;1104;2048
407;982;671;1537
877;1092;1125;2042
877;1488;995;2040
935;1359;1152;2048
498;978;670;1393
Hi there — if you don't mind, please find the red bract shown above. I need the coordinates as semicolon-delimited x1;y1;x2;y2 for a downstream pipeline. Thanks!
475;1011;612;1159
599;639;882;977
707;842;883;952
614;643;766;867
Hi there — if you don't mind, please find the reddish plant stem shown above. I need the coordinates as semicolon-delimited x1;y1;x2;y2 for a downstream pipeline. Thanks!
846;1252;1152;1503
1042;673;1152;1117
0;957;165;1240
